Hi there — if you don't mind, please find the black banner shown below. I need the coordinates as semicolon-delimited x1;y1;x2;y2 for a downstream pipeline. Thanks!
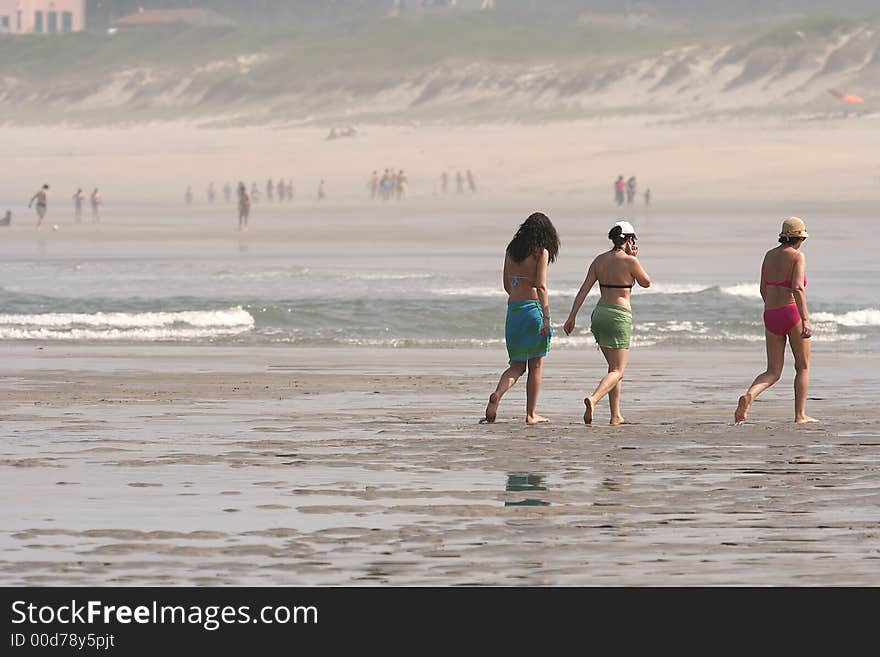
0;587;868;654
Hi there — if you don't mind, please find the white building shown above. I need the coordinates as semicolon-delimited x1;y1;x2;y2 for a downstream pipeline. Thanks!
0;0;86;35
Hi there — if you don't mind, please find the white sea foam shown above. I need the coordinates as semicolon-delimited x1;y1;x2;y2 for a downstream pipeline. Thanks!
0;307;254;329
812;309;880;327
638;283;712;295
809;333;866;342
342;272;434;281
0;308;254;341
435;283;713;298
0;327;250;341
720;283;762;299
432;286;505;297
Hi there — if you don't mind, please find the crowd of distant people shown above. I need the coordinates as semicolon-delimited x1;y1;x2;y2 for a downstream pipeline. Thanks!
614;175;650;207
369;169;409;201
188;179;298;207
13;184;104;229
10;169;654;230
440;170;477;195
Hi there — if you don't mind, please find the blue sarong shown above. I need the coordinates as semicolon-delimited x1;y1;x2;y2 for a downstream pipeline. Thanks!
505;300;551;363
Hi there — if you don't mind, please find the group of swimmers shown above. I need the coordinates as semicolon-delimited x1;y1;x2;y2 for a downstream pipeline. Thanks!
26;184;103;228
188;180;298;207
72;188;103;223
614;175;650;207
441;170;477;195
482;213;817;426
369;169;409;201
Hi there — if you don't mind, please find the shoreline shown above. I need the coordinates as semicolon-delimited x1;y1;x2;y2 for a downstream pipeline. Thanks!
2;344;878;585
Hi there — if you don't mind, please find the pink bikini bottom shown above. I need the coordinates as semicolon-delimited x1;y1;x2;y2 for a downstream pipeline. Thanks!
763;303;801;336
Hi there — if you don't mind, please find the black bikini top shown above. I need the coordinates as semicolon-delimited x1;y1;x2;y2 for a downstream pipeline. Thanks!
599;282;634;289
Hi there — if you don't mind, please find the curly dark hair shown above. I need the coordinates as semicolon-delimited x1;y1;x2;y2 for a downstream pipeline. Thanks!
506;212;560;264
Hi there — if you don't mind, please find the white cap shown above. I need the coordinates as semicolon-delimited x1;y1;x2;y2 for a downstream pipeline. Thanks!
612;220;636;236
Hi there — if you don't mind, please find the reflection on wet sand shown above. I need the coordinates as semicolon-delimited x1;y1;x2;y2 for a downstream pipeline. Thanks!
504;473;550;507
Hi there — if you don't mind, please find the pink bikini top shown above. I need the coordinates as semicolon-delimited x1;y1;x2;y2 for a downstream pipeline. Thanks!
764;277;806;289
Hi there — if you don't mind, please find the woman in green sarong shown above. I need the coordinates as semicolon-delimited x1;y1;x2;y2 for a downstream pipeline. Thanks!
482;212;560;425
563;221;651;425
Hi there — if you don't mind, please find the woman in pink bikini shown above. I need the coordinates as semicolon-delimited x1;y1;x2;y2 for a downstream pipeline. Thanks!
735;217;817;424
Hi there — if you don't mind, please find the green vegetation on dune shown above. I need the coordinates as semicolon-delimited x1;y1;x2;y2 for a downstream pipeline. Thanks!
1;10;878;125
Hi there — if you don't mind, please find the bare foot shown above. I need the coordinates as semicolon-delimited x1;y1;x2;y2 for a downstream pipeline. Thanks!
795;415;820;424
481;393;499;424
735;394;751;424
583;397;594;425
526;414;550;425
609;416;633;426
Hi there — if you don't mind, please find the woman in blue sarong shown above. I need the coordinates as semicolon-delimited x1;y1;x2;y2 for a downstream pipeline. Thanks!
482;212;560;425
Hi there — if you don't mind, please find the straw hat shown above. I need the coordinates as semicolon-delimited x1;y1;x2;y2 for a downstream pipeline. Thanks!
780;216;809;239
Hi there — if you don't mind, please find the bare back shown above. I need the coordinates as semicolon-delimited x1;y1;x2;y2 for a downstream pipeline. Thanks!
761;245;804;310
592;250;640;309
504;252;542;302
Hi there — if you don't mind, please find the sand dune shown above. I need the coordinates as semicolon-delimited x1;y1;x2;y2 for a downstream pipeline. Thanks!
2;18;878;124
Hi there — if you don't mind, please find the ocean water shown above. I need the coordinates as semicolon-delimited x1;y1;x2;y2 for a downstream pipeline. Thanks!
0;208;876;350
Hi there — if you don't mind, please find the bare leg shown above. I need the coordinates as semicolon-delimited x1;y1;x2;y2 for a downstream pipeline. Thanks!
585;347;629;425
789;324;818;423
483;361;526;423
736;330;785;423
525;357;549;425
608;380;632;425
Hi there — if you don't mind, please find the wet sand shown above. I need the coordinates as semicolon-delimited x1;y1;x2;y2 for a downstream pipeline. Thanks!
2;343;878;585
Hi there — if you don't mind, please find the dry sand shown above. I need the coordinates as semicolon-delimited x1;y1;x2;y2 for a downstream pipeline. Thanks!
2;343;878;586
2;117;879;213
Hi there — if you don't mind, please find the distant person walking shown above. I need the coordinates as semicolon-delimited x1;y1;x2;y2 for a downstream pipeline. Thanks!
397;170;408;200
250;182;260;203
482;212;560;425
381;170;392;200
317;180;326;201
626;176;637;206
467;169;477;193
614;175;625;207
277;178;286;203
369;170;379;200
72;188;85;223
237;182;251;230
223;182;232;204
207;182;216;204
185;186;193;205
28;184;49;228
266;179;274;203
456;171;464;194
644;187;651;207
286;180;295;201
441;171;449;195
735;218;817;424
563;221;651;425
90;188;103;223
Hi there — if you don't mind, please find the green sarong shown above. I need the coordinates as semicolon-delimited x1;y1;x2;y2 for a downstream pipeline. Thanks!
590;303;632;349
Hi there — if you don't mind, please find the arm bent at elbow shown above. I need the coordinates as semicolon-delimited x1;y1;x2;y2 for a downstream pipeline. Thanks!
633;260;651;288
